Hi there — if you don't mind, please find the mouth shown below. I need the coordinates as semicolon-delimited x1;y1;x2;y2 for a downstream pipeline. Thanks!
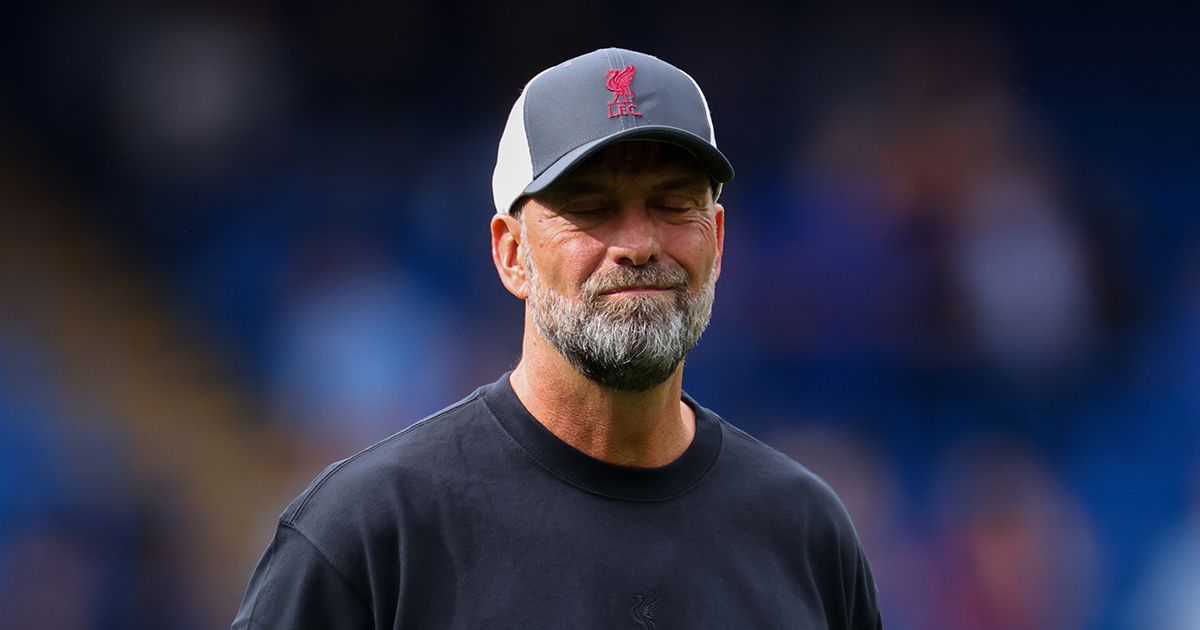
599;285;678;297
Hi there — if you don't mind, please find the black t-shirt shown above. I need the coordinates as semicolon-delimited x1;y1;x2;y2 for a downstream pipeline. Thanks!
233;374;883;629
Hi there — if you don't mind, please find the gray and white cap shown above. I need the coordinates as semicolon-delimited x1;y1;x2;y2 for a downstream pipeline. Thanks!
492;47;735;215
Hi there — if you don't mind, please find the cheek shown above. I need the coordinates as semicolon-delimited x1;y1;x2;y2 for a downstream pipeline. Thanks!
533;232;607;292
665;222;720;275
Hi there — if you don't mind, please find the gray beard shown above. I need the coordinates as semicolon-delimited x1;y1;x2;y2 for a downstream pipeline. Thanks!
524;246;716;392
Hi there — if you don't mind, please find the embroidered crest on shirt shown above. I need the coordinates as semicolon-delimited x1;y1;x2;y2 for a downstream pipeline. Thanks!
630;591;658;628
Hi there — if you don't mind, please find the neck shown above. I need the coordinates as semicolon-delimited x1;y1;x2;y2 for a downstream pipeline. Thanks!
509;318;696;468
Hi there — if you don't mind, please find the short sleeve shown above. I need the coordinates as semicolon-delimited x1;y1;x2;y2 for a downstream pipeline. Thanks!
232;522;373;629
851;541;884;629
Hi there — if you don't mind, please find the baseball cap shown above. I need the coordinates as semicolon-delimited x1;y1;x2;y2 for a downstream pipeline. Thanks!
492;47;735;215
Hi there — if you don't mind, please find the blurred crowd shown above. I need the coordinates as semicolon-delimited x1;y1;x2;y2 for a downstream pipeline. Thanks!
1;4;1197;629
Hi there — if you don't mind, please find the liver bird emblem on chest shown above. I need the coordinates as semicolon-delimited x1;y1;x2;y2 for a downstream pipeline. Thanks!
630;591;658;628
604;64;643;118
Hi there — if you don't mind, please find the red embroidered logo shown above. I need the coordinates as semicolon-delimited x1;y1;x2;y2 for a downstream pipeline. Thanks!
605;64;643;119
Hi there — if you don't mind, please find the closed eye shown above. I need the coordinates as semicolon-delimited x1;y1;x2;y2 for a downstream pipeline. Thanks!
650;195;702;213
559;203;615;216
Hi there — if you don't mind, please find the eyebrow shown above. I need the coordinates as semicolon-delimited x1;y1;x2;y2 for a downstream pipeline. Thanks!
647;176;711;196
547;174;711;199
544;180;610;198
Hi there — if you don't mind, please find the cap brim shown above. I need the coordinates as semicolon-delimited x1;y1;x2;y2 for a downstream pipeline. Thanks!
521;126;734;198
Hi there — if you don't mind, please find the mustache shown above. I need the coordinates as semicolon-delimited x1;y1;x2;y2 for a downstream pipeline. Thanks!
582;264;690;298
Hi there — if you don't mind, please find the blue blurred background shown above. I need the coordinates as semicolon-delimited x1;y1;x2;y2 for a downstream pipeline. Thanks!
1;3;1197;629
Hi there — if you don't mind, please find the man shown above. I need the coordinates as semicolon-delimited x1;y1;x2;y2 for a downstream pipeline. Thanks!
233;47;883;629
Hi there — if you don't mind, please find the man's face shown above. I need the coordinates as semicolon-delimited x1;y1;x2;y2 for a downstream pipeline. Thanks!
517;141;725;391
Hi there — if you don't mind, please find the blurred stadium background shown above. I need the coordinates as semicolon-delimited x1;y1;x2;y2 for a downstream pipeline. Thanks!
1;3;1197;629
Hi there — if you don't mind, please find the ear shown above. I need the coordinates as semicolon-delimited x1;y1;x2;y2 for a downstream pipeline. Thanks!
712;202;725;281
491;212;529;299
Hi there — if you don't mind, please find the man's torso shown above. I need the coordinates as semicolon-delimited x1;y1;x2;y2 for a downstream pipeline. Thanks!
233;374;881;629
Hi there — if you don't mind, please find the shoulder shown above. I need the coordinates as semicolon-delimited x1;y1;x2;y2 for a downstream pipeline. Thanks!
714;417;883;627
718;420;841;499
717;418;860;537
236;387;502;625
280;387;491;537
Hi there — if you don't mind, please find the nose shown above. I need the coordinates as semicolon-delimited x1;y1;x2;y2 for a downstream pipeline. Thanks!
608;203;661;267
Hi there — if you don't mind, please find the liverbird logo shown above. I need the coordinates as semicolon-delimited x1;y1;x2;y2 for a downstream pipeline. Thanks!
604;64;643;119
630;591;658;628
